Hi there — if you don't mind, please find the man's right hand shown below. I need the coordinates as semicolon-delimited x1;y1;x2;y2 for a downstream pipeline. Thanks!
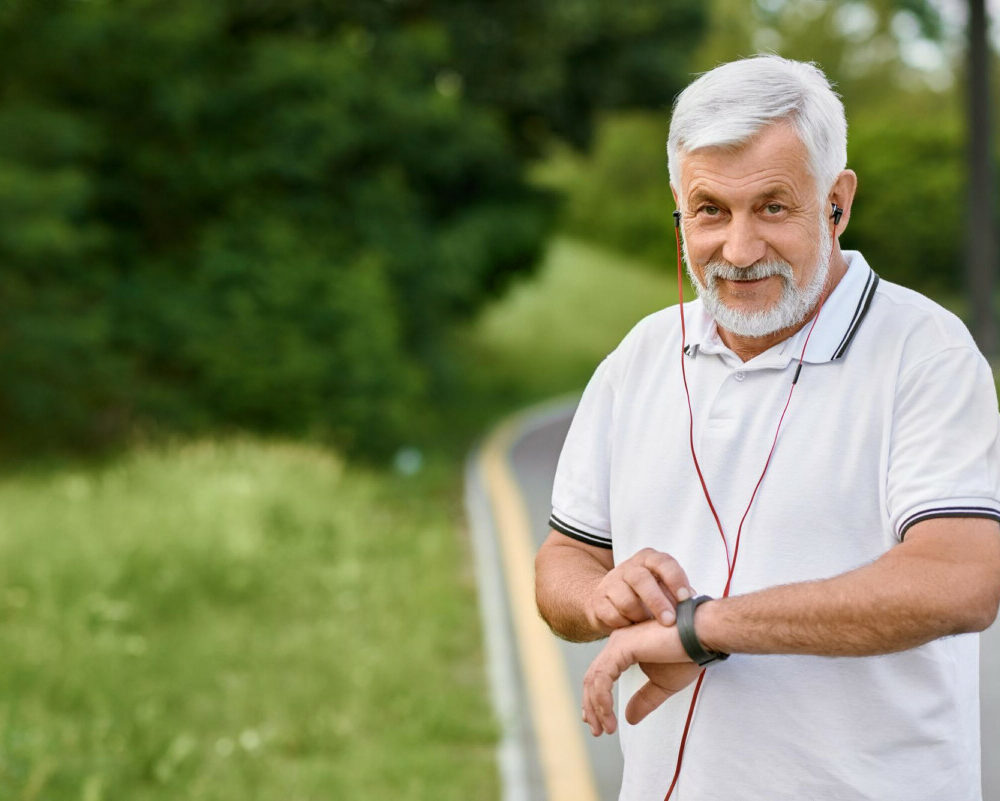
585;547;695;635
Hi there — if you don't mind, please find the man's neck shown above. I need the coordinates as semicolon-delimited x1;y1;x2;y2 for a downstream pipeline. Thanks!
717;249;849;362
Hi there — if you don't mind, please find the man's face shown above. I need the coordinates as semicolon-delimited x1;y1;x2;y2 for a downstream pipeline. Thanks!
677;123;830;339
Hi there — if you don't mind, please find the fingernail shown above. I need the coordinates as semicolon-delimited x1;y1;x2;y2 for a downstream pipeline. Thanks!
676;587;692;602
660;609;675;625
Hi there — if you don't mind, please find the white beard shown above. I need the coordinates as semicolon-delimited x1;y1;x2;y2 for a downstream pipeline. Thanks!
683;221;831;339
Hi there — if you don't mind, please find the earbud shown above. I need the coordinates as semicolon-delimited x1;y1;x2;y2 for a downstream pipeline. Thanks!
831;203;843;226
672;210;681;228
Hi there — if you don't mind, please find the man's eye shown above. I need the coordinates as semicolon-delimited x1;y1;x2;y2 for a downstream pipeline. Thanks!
701;205;720;216
765;203;784;214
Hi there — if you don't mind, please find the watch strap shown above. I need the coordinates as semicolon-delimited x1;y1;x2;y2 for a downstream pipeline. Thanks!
676;595;729;666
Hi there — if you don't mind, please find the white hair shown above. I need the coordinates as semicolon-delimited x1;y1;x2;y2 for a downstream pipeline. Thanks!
667;55;847;202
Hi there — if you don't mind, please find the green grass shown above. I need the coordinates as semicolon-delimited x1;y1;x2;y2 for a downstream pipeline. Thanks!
0;439;496;800
467;236;681;403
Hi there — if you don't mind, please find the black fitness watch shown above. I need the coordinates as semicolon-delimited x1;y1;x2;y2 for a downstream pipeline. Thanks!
676;595;729;667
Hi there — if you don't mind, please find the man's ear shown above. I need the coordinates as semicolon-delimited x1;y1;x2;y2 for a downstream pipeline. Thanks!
829;170;858;233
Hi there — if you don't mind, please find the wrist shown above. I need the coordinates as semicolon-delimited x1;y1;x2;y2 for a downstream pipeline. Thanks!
694;598;725;654
677;595;729;666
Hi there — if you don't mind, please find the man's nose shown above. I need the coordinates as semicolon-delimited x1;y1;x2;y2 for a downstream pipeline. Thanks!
720;216;767;268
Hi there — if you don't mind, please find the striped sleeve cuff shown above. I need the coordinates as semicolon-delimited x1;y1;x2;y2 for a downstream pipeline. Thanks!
897;501;1000;540
549;512;612;549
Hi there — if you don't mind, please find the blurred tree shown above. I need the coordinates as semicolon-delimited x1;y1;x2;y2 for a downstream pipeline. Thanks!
533;113;677;267
965;0;998;357
844;96;966;293
693;0;947;104
224;0;707;154
0;0;706;456
434;0;706;153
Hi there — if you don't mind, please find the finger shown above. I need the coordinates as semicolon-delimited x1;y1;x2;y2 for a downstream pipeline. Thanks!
602;582;650;624
583;678;615;735
591;595;637;631
640;550;695;603
583;670;617;735
582;701;602;737
625;680;675;725
583;652;626;735
593;675;618;735
624;568;677;626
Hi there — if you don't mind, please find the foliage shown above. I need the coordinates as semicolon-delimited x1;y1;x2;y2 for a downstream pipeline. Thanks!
468;236;680;405
427;0;707;153
532;114;677;268
0;5;506;456
845;98;966;292
0;438;496;800
222;0;708;155
693;0;945;89
0;0;706;457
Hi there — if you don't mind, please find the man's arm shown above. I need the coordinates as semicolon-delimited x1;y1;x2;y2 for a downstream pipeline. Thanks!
697;516;1000;656
582;517;1000;734
535;529;695;642
535;531;614;642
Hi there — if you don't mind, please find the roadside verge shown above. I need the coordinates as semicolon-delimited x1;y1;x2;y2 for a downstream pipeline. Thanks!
465;400;599;801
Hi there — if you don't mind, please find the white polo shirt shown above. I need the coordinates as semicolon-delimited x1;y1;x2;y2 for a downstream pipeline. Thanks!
550;251;1000;801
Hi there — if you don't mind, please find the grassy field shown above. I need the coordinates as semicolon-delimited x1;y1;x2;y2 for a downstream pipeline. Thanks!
0;440;496;800
0;237;679;800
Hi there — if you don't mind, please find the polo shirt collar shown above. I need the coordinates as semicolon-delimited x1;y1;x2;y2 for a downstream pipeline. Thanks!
682;251;879;367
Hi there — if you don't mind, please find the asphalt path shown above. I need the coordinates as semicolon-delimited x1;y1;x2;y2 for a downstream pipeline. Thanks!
504;403;1000;800
508;407;624;801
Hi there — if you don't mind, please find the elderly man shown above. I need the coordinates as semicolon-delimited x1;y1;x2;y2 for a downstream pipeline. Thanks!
535;55;1000;800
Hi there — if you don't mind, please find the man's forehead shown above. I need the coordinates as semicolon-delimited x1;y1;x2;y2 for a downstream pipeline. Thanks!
676;124;814;194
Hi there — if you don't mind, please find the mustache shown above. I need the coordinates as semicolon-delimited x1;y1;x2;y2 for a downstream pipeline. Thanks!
703;260;794;284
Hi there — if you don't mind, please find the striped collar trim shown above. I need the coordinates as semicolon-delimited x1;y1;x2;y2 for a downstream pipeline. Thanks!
830;262;880;360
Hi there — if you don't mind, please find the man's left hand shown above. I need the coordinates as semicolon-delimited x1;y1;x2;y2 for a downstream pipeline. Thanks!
582;620;701;736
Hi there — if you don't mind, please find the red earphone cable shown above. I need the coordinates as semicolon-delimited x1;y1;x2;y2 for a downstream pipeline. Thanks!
676;232;732;572
663;215;833;800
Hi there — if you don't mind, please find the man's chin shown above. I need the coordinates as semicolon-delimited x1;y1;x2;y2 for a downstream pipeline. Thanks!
716;300;782;324
718;297;778;315
715;278;784;308
708;301;796;339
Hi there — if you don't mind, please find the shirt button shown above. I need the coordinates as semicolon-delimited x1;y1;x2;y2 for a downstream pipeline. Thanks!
735;371;746;382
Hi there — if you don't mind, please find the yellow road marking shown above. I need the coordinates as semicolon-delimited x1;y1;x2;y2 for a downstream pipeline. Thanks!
480;413;600;801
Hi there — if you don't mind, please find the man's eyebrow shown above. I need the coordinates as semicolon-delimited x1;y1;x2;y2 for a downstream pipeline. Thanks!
687;188;719;205
686;185;799;206
754;185;797;202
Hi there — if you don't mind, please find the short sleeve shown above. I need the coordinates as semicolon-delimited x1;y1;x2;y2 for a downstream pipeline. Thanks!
549;358;615;548
887;345;1000;539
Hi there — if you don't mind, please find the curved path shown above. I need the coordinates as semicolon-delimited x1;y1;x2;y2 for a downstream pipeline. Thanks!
467;401;1000;801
